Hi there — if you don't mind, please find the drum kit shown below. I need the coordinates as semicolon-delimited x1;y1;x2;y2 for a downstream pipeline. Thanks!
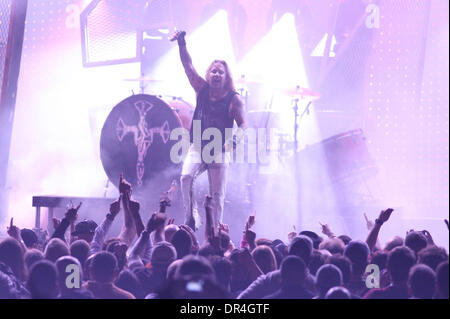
100;75;376;192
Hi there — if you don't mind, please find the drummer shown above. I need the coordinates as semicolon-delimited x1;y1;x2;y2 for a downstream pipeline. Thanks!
170;30;247;232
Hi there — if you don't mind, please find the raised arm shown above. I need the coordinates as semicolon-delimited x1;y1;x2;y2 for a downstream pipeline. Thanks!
366;208;394;252
171;30;206;94
52;203;80;242
118;176;137;246
90;198;120;255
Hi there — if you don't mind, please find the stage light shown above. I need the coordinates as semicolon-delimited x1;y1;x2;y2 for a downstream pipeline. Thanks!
147;9;236;105
311;33;337;57
235;13;337;237
238;13;321;150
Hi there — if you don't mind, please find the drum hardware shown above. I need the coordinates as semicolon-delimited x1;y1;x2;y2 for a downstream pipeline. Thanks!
278;85;321;100
275;84;321;153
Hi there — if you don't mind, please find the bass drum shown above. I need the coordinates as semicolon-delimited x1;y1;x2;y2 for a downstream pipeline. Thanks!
308;129;378;183
100;94;193;189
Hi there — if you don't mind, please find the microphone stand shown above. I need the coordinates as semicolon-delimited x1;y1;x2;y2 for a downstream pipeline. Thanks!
293;99;312;152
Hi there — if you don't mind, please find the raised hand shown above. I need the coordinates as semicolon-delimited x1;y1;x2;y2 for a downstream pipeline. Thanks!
65;202;81;224
319;221;334;238
245;216;255;230
169;30;186;42
167;218;175;226
52;217;62;230
146;212;167;233
118;173;131;195
378;208;394;223
7;218;21;240
219;222;230;234
160;192;171;207
245;211;256;231
364;212;375;230
244;229;256;247
288;225;297;242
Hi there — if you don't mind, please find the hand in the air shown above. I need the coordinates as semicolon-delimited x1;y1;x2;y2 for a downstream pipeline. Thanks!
170;30;186;42
7;218;21;241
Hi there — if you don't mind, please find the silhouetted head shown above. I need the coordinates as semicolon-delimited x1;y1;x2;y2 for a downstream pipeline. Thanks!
210;256;232;291
20;229;38;249
171;229;192;259
387;246;415;283
70;239;90;268
90;251;118;284
344;241;369;276
150;241;177;270
115;269;144;299
27;260;58;299
327;254;352;285
316;264;343;298
405;231;427;255
299;231;323;249
44;238;69;263
288;235;313;264
56;255;83;291
0;238;26;281
307;250;328;276
371;250;388;271
408;264;436;299
24;249;44;273
319;237;345;255
280;256;307;287
436;261;449;299
103;238;128;271
166;259;183;281
384;236;404;251
325;286;351;299
251;245;277;274
71;219;97;243
164;224;179;243
175;255;215;281
417;246;448;271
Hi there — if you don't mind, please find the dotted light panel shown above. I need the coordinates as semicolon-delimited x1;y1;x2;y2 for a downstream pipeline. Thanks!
362;0;449;217
0;0;12;99
81;0;146;66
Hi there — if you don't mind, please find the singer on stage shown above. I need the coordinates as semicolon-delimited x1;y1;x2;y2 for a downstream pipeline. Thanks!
171;30;247;232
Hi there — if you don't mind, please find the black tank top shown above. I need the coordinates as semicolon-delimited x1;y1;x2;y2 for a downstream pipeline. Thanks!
190;84;237;150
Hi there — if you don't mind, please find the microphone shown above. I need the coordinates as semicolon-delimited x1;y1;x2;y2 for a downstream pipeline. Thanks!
169;31;186;42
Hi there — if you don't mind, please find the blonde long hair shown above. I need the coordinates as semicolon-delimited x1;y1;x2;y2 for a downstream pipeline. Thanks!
205;60;236;92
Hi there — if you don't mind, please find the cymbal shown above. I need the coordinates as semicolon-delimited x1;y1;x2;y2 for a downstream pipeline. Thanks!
279;86;320;100
122;77;164;82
